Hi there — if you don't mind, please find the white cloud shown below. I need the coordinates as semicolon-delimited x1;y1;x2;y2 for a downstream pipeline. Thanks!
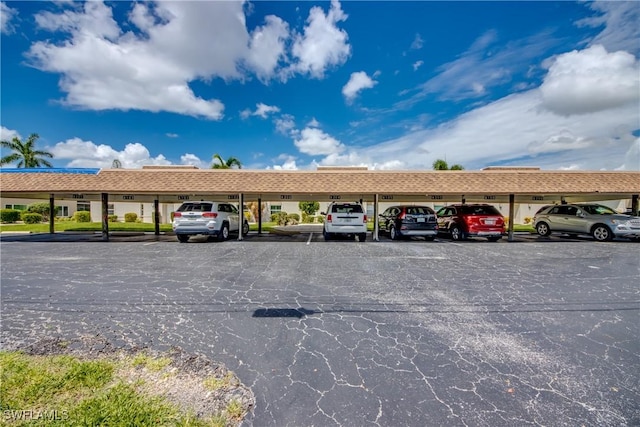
274;114;297;135
25;1;353;119
540;45;639;116
1;2;18;34
245;15;290;82
411;33;424;50
271;154;299;170
294;127;345;156
29;1;235;120
578;1;640;54
50;138;172;168
307;118;320;128
413;60;423;71
166;133;179;138
342;71;377;103
180;153;206;168
1;126;20;141
254;103;281;119
290;0;351;78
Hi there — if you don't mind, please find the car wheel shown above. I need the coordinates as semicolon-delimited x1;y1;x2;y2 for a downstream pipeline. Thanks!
451;226;463;241
592;224;612;242
390;226;398;240
536;222;551;237
242;221;249;236
177;234;189;243
218;223;229;241
358;233;367;242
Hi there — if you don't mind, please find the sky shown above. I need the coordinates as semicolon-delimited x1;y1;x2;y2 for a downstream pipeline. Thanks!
1;0;639;171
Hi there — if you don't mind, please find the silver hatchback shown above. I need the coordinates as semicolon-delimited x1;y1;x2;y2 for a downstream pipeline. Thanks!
534;203;640;241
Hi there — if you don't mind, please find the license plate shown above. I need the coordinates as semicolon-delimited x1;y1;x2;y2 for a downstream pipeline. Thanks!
417;217;425;223
342;218;352;223
485;219;495;225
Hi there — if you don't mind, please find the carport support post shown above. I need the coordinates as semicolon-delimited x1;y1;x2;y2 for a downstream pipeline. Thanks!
238;193;244;241
258;198;262;234
154;198;160;236
49;194;55;234
507;193;515;242
632;195;639;216
101;193;109;242
373;194;379;241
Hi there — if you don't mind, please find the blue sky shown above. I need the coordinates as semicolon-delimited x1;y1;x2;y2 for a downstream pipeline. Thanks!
1;1;638;171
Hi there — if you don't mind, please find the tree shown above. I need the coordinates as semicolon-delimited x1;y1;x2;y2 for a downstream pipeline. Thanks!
1;133;54;168
211;154;242;169
432;159;464;170
299;201;320;216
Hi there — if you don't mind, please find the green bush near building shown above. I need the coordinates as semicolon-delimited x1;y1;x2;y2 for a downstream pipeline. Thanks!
124;212;138;222
21;213;43;224
0;209;22;223
73;211;91;223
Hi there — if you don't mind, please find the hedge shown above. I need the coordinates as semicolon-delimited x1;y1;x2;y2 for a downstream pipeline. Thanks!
21;213;43;224
1;209;22;223
73;211;91;223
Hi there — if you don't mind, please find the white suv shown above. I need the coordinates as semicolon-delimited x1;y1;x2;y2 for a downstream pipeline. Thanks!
172;201;249;243
322;202;367;241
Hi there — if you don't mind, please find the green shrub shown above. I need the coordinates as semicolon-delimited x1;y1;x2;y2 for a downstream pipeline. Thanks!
73;211;91;223
124;212;138;223
0;209;21;223
271;212;288;226
286;213;300;225
315;215;324;224
26;202;55;218
108;215;118;222
21;213;43;224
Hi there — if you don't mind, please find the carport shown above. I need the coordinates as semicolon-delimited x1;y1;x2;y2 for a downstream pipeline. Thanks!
1;166;638;242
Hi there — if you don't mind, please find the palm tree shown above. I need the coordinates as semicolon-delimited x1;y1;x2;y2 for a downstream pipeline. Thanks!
211;154;242;169
432;159;464;170
1;133;54;168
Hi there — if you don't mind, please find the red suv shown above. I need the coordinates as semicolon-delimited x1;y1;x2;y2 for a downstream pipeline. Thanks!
436;204;505;242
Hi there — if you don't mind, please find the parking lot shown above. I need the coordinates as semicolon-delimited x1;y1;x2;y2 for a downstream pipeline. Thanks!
1;233;639;426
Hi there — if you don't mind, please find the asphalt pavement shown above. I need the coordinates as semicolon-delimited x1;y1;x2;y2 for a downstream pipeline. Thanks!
1;232;639;426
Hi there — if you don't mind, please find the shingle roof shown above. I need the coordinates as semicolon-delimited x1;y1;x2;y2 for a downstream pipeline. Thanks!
1;168;639;197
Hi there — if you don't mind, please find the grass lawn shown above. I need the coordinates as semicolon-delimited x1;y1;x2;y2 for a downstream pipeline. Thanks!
0;350;249;426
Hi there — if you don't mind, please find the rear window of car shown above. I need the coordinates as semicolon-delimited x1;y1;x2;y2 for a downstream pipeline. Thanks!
331;204;363;214
177;203;213;212
405;207;434;215
459;205;500;215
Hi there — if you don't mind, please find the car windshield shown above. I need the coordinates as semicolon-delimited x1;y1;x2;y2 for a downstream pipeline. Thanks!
459;205;500;215
406;207;434;215
331;204;363;214
580;205;618;215
177;203;213;212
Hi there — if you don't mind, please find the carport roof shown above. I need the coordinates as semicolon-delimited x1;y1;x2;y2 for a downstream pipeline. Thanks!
1;167;639;197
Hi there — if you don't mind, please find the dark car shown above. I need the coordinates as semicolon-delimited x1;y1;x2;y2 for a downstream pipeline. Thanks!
378;205;438;240
436;204;505;241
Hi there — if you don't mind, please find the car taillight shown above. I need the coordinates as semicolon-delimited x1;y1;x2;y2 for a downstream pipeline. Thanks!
398;211;406;220
327;214;332;222
202;212;218;218
363;215;367;223
464;216;478;225
174;212;182;218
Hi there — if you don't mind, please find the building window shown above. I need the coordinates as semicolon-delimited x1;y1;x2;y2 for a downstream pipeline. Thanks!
107;204;115;215
77;202;90;212
56;206;69;217
140;204;144;218
270;204;282;215
5;204;27;210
